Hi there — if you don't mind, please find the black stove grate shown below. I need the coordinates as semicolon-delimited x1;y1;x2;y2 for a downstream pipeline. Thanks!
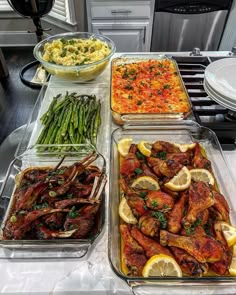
171;56;236;150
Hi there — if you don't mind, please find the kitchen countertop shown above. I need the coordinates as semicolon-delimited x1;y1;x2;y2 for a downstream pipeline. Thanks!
0;52;236;294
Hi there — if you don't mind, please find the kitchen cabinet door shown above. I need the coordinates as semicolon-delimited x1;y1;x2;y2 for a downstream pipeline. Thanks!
92;22;148;52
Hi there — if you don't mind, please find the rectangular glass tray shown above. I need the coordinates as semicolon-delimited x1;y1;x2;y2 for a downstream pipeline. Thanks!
15;81;111;158
108;121;236;287
110;54;192;125
0;144;106;259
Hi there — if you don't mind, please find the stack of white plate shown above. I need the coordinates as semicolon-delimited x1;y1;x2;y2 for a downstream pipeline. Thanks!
204;58;236;111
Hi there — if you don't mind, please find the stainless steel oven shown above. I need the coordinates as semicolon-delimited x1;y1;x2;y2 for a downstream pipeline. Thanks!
151;0;232;52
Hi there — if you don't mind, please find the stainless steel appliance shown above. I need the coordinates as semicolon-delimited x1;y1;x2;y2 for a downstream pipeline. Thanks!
151;0;232;52
166;49;236;150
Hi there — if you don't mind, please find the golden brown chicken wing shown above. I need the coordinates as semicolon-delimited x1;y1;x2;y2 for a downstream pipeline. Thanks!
131;226;173;258
138;214;160;237
160;228;223;263
167;191;188;233
170;246;208;276
166;152;191;166
120;224;147;276
147;157;183;178
192;143;212;172
120;153;140;178
152;141;181;153
145;190;174;212
212;190;230;223
210;222;232;275
183;181;214;227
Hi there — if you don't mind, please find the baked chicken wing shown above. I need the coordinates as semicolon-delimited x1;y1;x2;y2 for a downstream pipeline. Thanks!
160;229;223;263
120;224;147;276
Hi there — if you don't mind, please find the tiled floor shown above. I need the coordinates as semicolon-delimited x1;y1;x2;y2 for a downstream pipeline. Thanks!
0;47;40;145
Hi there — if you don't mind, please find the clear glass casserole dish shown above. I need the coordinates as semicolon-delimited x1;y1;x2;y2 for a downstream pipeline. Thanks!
0;144;106;259
108;121;236;293
110;55;192;125
15;82;111;158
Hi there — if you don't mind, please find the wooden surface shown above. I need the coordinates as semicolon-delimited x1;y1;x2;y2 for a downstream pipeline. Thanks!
0;47;40;145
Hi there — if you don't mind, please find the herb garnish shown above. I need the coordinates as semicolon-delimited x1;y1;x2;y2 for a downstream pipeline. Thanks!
151;211;167;229
135;168;143;175
156;151;167;160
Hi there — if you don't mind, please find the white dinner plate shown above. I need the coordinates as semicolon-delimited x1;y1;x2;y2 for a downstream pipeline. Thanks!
204;79;236;108
203;79;236;112
205;58;236;101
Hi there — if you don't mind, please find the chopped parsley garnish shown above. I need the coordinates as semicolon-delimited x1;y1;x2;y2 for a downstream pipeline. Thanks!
143;205;148;210
60;48;67;58
130;69;136;75
151;211;167;229
156;151;167;160
124;83;133;90
33;202;49;210
151;200;158;208
136;100;143;105
139;191;148;198
68;206;79;219
185;218;203;235
135;168;143;175
163;84;171;89
136;151;145;160
60;38;68;45
154;71;161;76
68;40;76;45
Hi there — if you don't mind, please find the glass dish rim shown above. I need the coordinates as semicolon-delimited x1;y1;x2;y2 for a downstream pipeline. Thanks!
0;143;106;246
108;120;236;284
33;31;116;70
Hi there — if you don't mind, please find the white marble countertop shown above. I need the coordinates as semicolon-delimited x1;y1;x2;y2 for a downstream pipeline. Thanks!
1;53;236;294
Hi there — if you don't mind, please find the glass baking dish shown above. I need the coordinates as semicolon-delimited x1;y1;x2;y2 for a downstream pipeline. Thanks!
0;144;106;259
108;121;236;293
110;54;192;125
15;81;111;158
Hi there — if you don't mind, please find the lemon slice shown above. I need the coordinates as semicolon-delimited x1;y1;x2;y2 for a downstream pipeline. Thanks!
131;176;160;190
173;143;196;153
119;197;138;224
137;141;152;157
190;168;214;186
117;138;133;157
142;254;182;277
229;257;236;276
164;166;191;191
220;222;236;247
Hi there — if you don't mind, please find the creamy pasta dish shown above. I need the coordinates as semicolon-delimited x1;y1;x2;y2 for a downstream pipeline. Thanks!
42;37;111;66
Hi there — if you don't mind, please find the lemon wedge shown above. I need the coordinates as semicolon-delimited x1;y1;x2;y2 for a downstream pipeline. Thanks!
173;143;196;153
220;222;236;247
131;176;160;191
117;138;133;157
142;254;182;277
190;168;214;186
137;141;152;157
164;166;191;191
119;197;137;224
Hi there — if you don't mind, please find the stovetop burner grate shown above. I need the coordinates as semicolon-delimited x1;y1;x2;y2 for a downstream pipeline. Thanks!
170;56;236;150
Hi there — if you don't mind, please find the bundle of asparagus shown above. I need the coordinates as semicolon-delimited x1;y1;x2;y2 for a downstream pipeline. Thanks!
37;92;101;147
